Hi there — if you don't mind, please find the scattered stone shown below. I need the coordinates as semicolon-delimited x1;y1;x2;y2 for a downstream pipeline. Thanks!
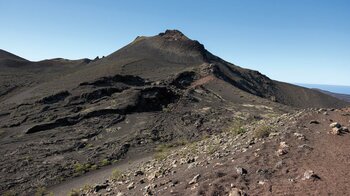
294;133;305;140
330;122;341;128
127;182;135;190
302;170;320;180
116;192;125;196
279;142;289;149
170;180;179;187
330;127;341;135
94;183;108;192
310;120;320;124
228;188;246;196
172;160;177;165
189;174;201;185
269;132;280;137
341;127;349;132
135;170;144;176
236;167;247;175
276;148;287;156
298;144;313;150
147;171;157;181
187;157;196;163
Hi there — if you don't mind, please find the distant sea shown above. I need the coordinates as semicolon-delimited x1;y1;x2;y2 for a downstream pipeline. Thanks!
295;83;350;95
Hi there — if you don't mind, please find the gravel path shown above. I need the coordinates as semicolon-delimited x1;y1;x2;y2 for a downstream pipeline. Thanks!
48;153;152;196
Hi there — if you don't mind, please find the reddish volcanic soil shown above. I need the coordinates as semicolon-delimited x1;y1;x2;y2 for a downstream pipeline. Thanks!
77;108;350;196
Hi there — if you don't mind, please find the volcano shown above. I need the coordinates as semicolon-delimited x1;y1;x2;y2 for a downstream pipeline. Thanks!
0;30;348;194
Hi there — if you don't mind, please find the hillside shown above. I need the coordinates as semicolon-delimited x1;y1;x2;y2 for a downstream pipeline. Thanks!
0;30;348;195
314;89;350;102
0;49;28;61
76;107;350;196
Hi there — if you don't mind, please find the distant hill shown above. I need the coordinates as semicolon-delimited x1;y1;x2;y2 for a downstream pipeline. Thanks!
296;83;350;95
314;89;350;102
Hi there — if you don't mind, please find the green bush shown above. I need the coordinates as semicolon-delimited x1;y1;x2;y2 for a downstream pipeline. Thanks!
254;125;273;138
74;163;91;174
99;159;111;166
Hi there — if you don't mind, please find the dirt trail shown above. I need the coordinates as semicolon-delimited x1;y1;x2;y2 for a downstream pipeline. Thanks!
48;153;152;196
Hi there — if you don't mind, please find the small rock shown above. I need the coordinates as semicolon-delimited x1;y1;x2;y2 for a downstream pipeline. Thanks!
147;171;157;181
228;188;245;196
116;192;125;196
276;148;287;156
310;120;320;124
269;132;280;137
189;174;201;185
298;144;313;150
127;182;135;190
139;178;145;184
236;167;247;175
94;183;108;192
172;160;177;165
330;127;341;135
341;127;349;132
187;157;196;163
330;122;341;128
294;133;305;140
303;170;320;180
279;142;289;149
134;170;144;176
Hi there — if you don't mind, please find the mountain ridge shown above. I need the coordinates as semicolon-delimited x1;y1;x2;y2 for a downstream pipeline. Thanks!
2;29;346;108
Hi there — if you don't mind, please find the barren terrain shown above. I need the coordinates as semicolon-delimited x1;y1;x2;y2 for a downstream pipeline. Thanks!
0;30;348;195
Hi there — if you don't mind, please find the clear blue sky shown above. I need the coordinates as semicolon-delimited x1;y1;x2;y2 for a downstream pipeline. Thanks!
1;0;349;86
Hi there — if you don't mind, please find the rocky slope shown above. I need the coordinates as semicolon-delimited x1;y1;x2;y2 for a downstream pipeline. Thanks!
76;107;350;196
0;30;348;195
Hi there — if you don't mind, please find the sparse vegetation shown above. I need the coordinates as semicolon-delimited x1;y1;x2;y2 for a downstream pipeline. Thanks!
227;120;246;135
82;184;93;191
111;169;124;181
87;143;94;148
100;159;111;166
67;189;80;196
254;125;273;138
34;187;47;196
162;106;170;112
154;139;191;161
207;143;219;154
90;164;98;170
74;162;91;174
3;191;16;196
154;144;171;161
